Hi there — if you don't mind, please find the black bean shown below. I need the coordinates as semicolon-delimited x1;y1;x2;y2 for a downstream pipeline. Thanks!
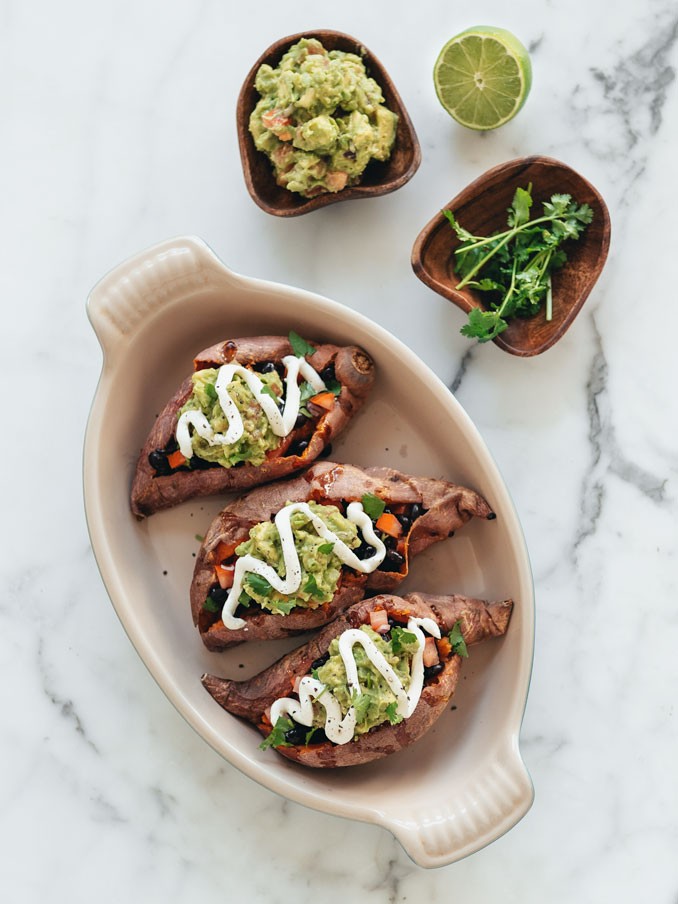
410;503;424;521
165;436;179;453
320;443;333;458
209;585;229;605
284;722;308;746
487;512;497;521
398;514;411;530
355;542;373;560
189;455;214;470
320;363;336;382
424;663;444;681
306;727;328;745
378;551;404;572
383;534;397;550
294;413;308;429
385;549;405;568
287;439;309;457
148;450;170;474
254;361;276;373
311;653;330;670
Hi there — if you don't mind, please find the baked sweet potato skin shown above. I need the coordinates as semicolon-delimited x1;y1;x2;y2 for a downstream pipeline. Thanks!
191;462;495;649
130;336;375;518
201;592;513;768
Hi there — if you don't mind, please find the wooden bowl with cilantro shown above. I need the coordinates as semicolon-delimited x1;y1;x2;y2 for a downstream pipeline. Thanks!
411;156;611;356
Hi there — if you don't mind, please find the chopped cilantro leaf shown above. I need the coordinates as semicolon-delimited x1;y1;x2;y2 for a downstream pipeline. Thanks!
289;331;316;358
259;716;294;750
385;702;403;725
204;381;218;402
297;381;318;419
351;690;371;722
246;573;273;597
203;595;221;613
269;598;298;615
390;627;417;654
448;620;468;658
194;534;204;542
303;573;325;600
318;542;335;554
259;384;280;403
237;591;251;608
361;493;386;520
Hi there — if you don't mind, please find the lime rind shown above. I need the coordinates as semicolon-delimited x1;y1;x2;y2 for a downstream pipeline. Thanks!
433;26;532;130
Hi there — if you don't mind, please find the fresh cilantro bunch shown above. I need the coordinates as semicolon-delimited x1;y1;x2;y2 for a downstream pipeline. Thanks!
444;185;593;343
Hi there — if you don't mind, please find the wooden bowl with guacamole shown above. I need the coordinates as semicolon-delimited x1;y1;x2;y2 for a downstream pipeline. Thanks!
237;30;421;216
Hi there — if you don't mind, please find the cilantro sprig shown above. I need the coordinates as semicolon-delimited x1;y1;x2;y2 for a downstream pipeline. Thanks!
259;716;294;750
385;701;403;725
448;620;468;658
289;330;316;358
361;493;385;520
444;185;593;343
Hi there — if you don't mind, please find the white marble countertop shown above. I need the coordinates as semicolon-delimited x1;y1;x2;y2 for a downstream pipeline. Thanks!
3;0;678;900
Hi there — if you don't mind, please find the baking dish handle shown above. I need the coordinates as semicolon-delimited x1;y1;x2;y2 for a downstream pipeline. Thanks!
390;741;534;868
86;236;242;361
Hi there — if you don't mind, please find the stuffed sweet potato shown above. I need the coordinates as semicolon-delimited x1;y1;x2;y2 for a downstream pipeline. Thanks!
202;591;513;768
192;461;495;649
130;334;375;518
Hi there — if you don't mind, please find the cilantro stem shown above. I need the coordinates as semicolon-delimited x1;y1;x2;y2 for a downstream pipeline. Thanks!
452;212;579;256
496;255;520;319
455;230;516;289
546;274;553;321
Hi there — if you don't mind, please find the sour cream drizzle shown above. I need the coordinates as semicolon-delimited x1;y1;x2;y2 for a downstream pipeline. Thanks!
176;355;325;460
270;616;441;745
221;501;386;630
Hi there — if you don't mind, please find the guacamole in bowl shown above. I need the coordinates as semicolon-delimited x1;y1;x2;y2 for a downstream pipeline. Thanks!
249;37;399;198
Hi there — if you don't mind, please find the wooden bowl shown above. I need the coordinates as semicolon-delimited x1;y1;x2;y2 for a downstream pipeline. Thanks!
236;30;421;217
411;156;611;357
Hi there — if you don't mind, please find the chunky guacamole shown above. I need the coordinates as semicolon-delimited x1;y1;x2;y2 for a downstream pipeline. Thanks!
235;502;360;614
314;625;420;735
249;37;398;197
179;368;282;467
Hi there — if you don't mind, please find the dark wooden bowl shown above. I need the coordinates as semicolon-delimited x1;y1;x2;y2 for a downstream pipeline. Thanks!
411;156;611;357
236;30;421;217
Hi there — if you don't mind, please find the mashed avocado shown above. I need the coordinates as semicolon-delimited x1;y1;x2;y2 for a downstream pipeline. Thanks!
235;502;360;615
179;368;282;467
249;37;398;197
314;625;421;735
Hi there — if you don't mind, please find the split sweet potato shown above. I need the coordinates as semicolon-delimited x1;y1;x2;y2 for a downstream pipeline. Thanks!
192;461;495;649
130;336;375;518
202;591;513;768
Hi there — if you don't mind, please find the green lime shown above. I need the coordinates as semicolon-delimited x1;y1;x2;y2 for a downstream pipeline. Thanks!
433;26;532;130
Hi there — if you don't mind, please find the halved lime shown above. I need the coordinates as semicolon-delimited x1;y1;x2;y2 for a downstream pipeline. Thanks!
434;26;532;130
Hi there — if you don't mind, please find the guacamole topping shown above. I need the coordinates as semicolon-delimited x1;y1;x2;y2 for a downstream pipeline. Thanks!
249;37;398;197
219;500;386;629
235;502;360;615
314;625;420;735
178;368;283;467
176;351;327;468
268;615;442;744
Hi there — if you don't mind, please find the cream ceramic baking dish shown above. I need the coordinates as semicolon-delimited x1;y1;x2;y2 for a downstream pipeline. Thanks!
83;236;534;868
